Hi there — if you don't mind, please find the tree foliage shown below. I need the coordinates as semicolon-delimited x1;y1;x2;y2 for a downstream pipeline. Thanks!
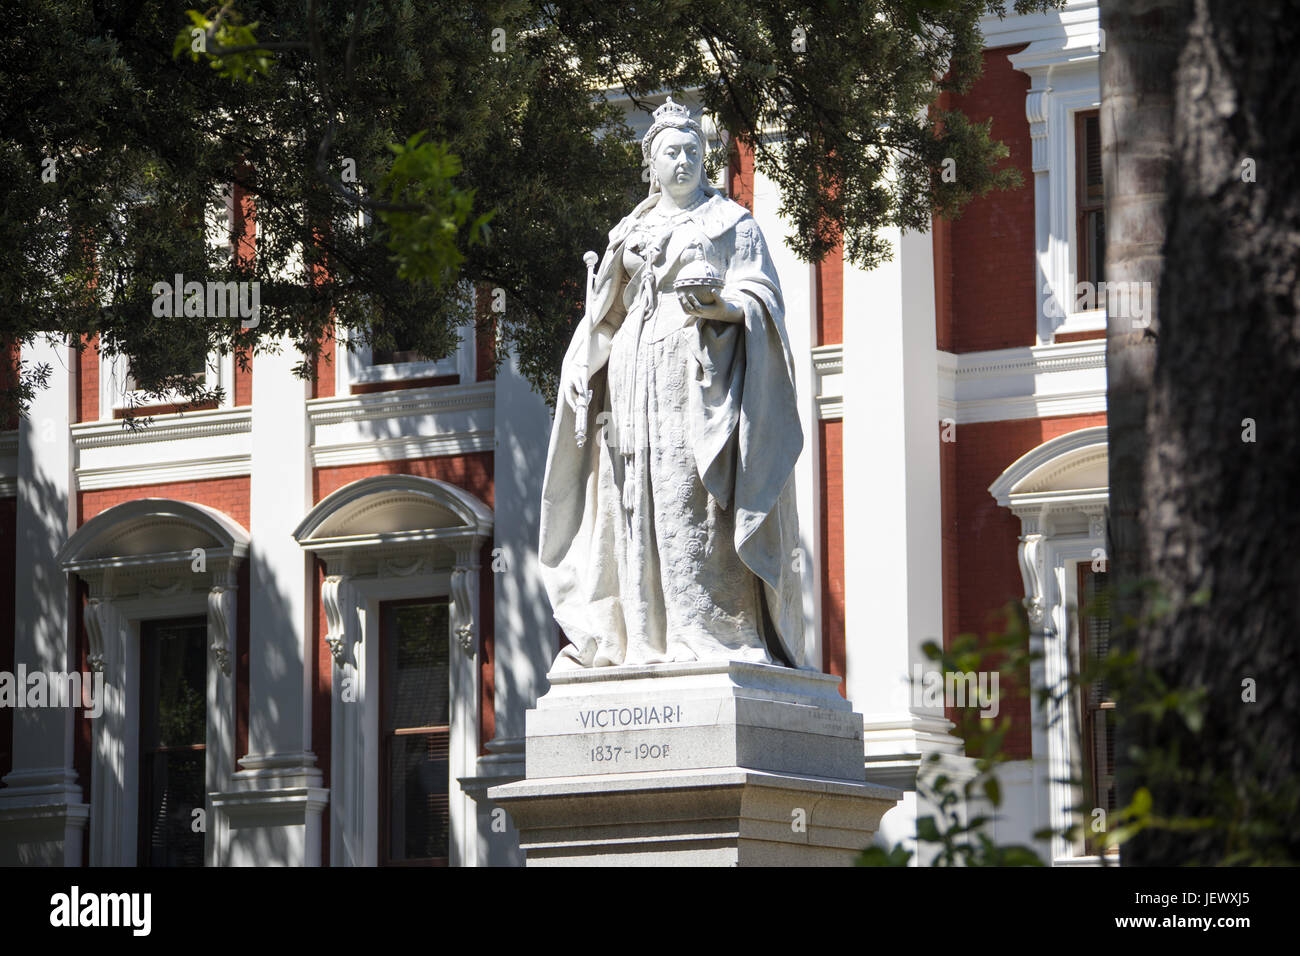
1;0;1059;416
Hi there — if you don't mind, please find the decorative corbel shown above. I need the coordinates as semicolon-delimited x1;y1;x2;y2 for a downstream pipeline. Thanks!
450;541;482;657
1016;518;1048;636
1025;86;1051;174
208;584;237;677
84;598;107;673
322;574;357;668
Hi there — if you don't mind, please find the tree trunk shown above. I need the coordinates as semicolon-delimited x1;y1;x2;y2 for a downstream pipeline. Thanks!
1124;0;1300;865
1098;0;1186;858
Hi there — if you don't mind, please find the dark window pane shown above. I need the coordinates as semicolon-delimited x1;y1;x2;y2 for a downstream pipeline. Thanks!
382;600;452;865
1088;208;1105;287
384;603;450;731
371;347;426;366
1084;114;1103;197
139;617;207;868
388;732;450;864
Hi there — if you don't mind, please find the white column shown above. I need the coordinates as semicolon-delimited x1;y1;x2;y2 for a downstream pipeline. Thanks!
490;352;554;745
226;336;324;865
246;339;312;761
86;596;137;866
843;229;960;759
0;338;88;865
751;167;822;666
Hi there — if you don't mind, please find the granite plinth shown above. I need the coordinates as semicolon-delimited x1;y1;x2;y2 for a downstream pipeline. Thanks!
489;661;903;866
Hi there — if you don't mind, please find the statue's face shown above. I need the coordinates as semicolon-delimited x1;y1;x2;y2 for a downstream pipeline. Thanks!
651;128;704;197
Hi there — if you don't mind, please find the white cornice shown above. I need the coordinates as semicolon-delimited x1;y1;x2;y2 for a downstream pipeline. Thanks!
77;454;251;490
307;380;494;428
980;0;1099;54
311;431;494;468
71;406;252;448
940;389;1106;425
938;341;1106;424
988;425;1107;506
948;340;1105;380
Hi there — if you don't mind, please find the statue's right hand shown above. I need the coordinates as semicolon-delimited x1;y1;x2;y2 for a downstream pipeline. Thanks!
563;363;589;412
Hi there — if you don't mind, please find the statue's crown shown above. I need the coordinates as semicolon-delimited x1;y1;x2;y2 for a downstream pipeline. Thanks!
642;97;704;161
653;98;693;125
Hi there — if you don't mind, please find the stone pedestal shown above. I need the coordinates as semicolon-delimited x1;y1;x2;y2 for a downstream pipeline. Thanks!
489;660;901;866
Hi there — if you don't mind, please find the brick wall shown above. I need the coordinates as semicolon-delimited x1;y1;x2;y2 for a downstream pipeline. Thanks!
816;243;844;346
729;138;755;213
314;452;494;508
945;45;1037;354
79;476;251;530
950;412;1107;758
819;424;845;691
77;335;99;423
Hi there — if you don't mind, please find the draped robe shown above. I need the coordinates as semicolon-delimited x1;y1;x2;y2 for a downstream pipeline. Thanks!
538;190;806;669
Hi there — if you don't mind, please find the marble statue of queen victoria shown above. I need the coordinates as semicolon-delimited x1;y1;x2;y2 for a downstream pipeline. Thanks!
539;99;805;670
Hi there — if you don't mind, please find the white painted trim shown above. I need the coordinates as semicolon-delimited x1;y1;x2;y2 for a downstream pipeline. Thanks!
812;343;844;420
988;425;1108;863
338;321;475;393
60;498;247;867
307;379;494;427
937;341;1106;424
295;474;492;867
988;425;1107;505
312;432;494;469
308;379;495;470
1002;12;1104;345
72;406;252;447
982;1;1100;57
77;454;251;490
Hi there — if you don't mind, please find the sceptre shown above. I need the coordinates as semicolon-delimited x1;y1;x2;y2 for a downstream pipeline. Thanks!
573;250;599;447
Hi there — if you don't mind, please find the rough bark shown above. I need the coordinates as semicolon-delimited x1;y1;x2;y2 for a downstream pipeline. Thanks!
1118;0;1300;864
1098;0;1185;852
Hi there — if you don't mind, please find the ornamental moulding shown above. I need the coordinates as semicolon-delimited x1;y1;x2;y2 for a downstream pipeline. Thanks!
293;474;493;670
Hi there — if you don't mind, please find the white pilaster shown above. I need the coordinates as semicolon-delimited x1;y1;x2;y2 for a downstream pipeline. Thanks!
0;337;87;865
843;230;960;760
228;335;324;864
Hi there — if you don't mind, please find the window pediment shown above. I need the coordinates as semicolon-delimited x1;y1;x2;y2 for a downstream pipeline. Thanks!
989;426;1108;512
59;499;249;597
294;475;492;572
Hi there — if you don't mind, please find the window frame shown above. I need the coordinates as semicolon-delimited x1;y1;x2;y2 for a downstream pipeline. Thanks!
339;321;475;394
1074;561;1116;859
377;596;454;868
137;614;210;868
1072;109;1105;310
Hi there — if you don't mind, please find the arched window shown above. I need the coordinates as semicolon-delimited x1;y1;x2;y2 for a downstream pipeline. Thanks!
989;426;1111;864
293;474;492;866
58;499;248;866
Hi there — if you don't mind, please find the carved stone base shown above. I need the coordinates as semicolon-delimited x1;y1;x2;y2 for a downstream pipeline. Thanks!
489;660;902;866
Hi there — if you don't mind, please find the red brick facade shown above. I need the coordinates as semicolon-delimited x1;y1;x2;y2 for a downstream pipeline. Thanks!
819;420;845;690
79;476;251;530
945;45;1037;354
946;412;1107;758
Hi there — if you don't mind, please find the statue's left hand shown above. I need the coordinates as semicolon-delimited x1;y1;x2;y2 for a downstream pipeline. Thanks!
679;289;744;324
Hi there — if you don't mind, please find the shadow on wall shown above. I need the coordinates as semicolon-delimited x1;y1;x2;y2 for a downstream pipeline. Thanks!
11;462;76;777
